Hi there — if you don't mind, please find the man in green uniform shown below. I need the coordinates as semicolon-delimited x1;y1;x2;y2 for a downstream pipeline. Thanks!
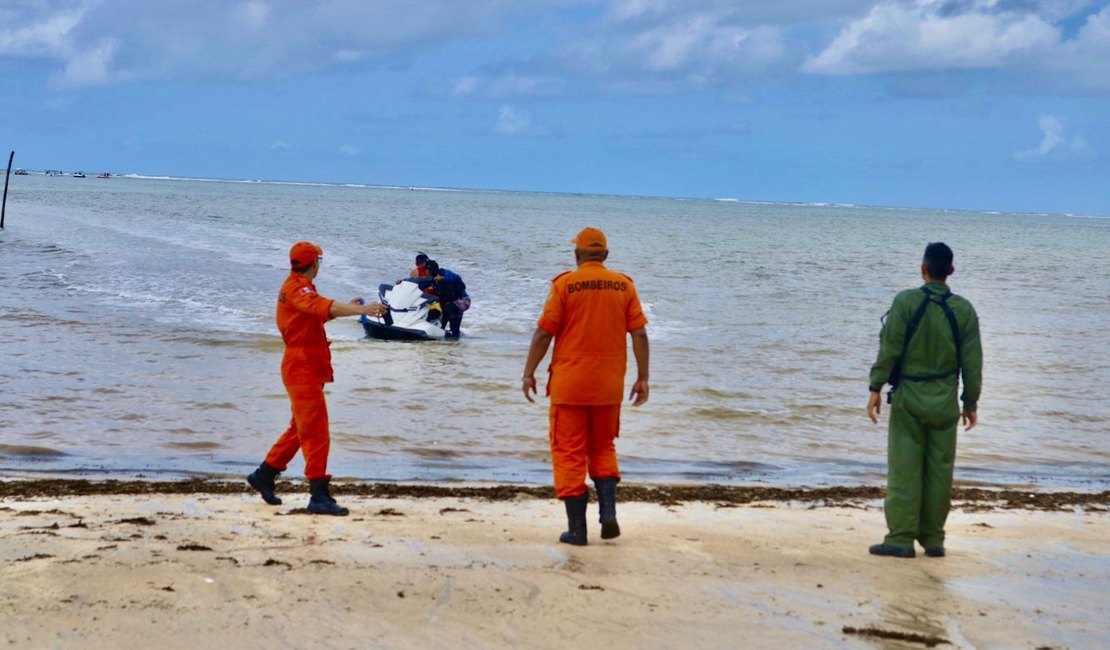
867;242;982;558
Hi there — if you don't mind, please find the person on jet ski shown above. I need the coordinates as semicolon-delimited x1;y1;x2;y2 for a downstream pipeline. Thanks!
397;252;431;284
410;252;430;278
423;260;469;339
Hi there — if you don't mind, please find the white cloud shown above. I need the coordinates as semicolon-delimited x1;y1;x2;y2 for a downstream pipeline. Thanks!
233;1;271;33
607;0;665;23
493;105;531;135
0;0;582;86
798;1;1110;93
270;139;291;150
340;144;362;155
4;0;1109;95
631;17;780;73
334;49;367;63
0;5;86;57
603;0;879;25
1048;6;1110;92
452;76;478;96
59;37;118;86
554;5;787;89
453;74;557;98
1014;115;1089;160
803;1;1061;75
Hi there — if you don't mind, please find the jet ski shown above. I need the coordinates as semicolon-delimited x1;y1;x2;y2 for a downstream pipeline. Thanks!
360;278;445;341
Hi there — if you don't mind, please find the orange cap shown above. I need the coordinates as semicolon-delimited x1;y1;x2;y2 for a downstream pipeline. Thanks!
571;227;607;250
289;241;323;268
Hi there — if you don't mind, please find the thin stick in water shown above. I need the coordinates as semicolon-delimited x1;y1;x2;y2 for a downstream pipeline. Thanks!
1;150;14;229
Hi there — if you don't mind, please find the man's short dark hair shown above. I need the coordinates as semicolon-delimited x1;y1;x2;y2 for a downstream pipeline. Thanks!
424;260;440;276
416;252;428;264
923;242;954;280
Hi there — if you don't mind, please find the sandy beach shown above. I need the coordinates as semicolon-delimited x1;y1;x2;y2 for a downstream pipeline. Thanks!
1;480;1107;649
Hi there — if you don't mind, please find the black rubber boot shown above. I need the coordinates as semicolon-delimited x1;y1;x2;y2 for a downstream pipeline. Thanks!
307;478;349;516
869;543;915;558
246;461;282;505
595;477;621;540
559;493;588;546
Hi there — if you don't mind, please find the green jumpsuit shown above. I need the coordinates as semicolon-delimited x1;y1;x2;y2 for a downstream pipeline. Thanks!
870;281;982;550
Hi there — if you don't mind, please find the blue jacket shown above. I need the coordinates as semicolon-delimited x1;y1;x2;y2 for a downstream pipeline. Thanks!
435;269;468;303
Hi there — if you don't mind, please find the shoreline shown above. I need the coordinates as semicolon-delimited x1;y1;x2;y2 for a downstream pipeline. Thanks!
2;481;1107;648
2;478;1108;511
3;449;1105;493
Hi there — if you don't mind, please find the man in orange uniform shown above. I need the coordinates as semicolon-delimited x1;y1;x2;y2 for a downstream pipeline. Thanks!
247;241;388;516
522;227;650;545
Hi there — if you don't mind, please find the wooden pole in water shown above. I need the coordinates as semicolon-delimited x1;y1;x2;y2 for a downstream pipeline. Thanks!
1;150;13;229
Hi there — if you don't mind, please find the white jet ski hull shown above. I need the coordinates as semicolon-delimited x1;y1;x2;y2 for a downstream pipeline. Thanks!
360;280;445;341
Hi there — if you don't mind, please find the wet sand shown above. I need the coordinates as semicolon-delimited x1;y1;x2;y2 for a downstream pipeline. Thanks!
2;480;1108;649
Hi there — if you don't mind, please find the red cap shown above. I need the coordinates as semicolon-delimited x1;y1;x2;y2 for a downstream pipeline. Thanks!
571;227;607;250
289;241;323;268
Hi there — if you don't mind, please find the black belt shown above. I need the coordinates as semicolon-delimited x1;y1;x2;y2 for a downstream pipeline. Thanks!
899;367;959;382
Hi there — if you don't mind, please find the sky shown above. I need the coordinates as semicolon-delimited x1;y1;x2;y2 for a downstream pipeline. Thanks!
1;0;1108;216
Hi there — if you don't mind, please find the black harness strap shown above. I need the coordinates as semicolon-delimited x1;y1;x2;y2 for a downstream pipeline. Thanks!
888;289;933;390
887;288;962;403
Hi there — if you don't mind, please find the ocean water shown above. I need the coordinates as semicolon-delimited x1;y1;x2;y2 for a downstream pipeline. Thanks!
1;174;1107;489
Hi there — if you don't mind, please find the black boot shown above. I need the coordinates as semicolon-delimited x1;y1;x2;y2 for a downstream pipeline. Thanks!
246;461;282;505
559;493;588;546
308;478;349;516
595;477;621;540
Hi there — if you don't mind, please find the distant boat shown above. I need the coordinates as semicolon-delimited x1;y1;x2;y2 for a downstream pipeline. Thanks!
13;168;29;175
72;171;86;178
96;172;111;179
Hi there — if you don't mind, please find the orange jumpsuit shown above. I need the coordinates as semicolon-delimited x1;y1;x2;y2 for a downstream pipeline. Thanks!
537;261;648;498
264;273;336;481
